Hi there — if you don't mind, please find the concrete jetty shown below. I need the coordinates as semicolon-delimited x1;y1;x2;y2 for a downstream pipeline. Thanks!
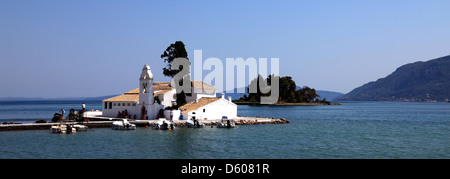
0;116;289;131
0;121;114;131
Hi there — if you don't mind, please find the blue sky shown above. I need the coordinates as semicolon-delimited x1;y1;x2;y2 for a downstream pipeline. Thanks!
1;0;450;98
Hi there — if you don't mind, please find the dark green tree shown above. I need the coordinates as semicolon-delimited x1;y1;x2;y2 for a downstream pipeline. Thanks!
299;86;320;102
160;41;189;107
160;41;189;78
242;75;326;104
247;75;269;102
176;91;187;108
278;76;296;102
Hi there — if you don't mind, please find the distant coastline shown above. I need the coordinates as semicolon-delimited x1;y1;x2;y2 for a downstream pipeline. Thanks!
233;101;342;106
0;95;118;102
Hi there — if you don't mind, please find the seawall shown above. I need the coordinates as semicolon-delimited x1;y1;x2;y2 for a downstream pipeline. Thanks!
0;116;289;131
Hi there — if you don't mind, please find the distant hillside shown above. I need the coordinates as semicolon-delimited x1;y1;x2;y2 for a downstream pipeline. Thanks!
338;55;450;102
0;97;45;101
0;95;118;101
295;86;343;101
316;90;344;101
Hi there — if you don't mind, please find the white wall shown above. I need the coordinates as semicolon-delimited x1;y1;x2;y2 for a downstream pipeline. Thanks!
164;109;181;120
85;111;102;118
102;101;140;119
144;103;163;120
157;89;176;107
182;98;237;120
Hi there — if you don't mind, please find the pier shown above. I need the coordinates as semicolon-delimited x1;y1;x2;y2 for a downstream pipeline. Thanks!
0;116;289;131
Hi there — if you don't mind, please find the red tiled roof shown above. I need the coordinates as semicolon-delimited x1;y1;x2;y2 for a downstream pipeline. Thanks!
179;97;221;114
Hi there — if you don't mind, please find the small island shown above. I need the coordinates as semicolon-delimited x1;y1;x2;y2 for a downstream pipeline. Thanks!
233;75;341;105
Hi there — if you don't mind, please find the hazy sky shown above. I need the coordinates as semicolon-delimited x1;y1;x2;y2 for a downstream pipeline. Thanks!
1;0;450;98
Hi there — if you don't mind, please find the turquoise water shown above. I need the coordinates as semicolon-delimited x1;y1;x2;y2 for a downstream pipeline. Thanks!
0;101;449;158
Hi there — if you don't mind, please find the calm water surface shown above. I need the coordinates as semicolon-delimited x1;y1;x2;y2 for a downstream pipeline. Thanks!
0;101;449;158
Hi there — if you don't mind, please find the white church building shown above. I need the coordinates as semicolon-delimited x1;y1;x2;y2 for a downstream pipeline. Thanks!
102;64;237;120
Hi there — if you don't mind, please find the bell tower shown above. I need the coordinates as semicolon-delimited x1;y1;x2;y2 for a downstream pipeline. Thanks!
139;64;154;105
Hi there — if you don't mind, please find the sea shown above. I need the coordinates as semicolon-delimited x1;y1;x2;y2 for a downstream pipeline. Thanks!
0;100;448;159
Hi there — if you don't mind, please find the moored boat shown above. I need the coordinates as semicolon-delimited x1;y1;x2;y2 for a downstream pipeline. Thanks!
73;124;88;131
50;124;76;134
186;118;204;128
152;118;175;130
112;119;136;130
216;116;235;128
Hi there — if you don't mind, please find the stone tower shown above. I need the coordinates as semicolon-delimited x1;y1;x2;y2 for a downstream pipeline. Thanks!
139;64;154;120
139;64;154;105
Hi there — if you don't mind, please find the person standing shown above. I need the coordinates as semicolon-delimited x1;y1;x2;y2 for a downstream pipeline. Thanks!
81;102;87;122
60;109;65;120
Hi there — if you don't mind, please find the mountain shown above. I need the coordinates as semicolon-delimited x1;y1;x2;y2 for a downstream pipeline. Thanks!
294;86;343;101
316;90;344;101
337;55;450;102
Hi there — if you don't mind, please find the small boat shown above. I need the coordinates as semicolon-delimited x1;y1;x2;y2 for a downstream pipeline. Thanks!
186;118;204;128
50;124;76;134
73;124;88;131
152;118;175;130
112;119;136;130
216;116;235;128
